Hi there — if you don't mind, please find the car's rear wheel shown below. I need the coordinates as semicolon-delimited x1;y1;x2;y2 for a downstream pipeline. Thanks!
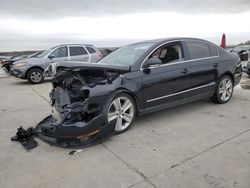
27;68;44;84
211;75;233;104
107;93;135;134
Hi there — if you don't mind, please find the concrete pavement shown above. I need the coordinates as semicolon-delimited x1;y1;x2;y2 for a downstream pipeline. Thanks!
0;75;249;188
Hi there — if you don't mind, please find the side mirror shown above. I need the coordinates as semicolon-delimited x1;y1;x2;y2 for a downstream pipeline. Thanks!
143;58;162;69
48;54;55;59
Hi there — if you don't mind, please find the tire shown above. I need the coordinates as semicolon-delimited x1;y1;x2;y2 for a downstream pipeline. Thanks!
245;54;248;61
210;75;233;104
107;93;136;134
26;68;44;84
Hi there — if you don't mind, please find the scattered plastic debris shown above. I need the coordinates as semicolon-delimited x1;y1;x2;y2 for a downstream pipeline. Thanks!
68;149;83;155
11;126;37;150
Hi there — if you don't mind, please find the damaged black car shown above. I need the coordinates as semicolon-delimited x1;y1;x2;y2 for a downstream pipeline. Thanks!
35;38;242;147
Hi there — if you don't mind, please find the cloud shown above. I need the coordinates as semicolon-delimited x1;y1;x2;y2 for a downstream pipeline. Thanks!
0;0;249;51
0;11;249;51
0;0;250;19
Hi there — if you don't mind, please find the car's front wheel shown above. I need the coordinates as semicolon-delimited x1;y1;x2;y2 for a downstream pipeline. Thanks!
211;75;233;104
27;68;44;84
107;93;136;134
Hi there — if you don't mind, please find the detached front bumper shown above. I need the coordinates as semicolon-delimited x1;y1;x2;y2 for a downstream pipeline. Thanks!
36;114;116;148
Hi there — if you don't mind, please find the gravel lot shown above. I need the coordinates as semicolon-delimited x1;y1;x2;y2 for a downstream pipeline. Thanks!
0;74;249;188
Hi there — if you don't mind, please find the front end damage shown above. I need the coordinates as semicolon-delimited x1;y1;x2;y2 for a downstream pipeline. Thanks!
36;62;130;147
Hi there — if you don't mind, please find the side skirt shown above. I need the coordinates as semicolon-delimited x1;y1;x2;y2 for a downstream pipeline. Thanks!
138;91;213;116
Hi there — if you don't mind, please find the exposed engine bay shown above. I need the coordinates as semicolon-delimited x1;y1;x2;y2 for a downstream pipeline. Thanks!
11;62;130;148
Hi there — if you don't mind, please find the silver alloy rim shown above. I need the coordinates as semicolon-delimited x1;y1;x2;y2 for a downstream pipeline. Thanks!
108;97;134;131
30;72;42;82
219;77;233;102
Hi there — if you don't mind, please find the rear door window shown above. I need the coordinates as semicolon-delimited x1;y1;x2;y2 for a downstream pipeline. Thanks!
208;44;218;56
186;41;211;59
69;46;88;56
86;47;96;54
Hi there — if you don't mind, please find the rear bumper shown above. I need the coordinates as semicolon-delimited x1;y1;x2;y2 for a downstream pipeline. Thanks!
233;61;243;86
36;115;116;148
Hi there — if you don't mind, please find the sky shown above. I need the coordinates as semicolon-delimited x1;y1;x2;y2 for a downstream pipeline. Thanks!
0;0;250;51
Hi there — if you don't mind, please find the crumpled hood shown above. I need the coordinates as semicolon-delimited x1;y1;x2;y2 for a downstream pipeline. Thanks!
45;61;131;77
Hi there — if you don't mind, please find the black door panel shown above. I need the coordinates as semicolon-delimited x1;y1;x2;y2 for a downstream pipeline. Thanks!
185;58;218;88
141;63;190;108
141;60;219;109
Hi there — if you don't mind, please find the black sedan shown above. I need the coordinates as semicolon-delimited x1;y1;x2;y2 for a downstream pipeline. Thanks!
37;38;242;147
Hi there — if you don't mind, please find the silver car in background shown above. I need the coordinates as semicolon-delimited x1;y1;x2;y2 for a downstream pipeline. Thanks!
11;44;103;84
232;45;250;61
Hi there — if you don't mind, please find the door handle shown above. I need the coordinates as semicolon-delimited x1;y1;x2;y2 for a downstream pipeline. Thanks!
181;68;189;74
213;63;218;68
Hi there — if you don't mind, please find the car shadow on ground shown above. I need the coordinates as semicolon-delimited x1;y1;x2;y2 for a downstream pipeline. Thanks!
125;99;217;135
132;99;212;130
101;99;213;145
9;77;52;86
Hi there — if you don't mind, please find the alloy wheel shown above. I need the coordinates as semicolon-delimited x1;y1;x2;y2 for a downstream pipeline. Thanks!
30;72;42;83
218;77;233;102
108;96;134;132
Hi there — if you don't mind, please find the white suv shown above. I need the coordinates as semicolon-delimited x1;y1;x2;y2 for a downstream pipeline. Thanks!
11;44;103;84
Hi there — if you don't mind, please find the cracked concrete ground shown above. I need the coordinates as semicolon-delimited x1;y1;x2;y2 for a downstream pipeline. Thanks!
0;75;249;188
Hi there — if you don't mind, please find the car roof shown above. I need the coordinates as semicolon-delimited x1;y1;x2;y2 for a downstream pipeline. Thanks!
132;37;213;45
52;44;95;48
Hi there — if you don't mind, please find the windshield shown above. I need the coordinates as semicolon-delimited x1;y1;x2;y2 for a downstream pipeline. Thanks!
98;43;155;66
36;47;55;58
27;51;42;58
